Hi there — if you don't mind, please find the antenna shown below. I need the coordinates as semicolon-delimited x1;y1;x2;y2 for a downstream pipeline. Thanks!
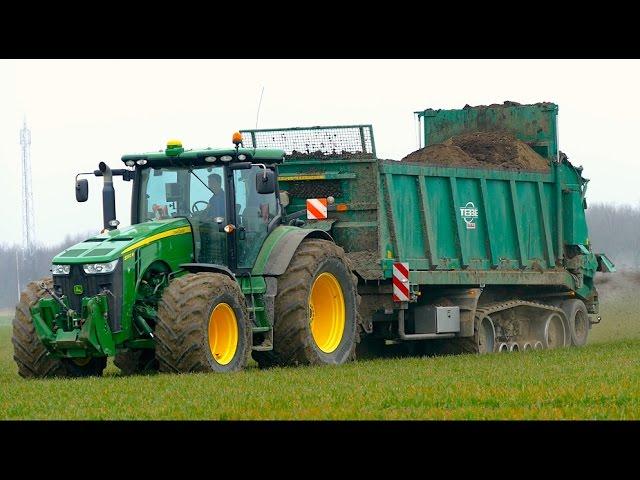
255;86;265;130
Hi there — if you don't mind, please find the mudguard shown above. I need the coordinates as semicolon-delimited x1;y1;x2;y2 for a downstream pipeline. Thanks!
252;226;333;276
180;263;236;279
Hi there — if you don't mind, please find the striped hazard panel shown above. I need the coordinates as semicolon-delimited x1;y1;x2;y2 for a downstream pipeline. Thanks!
306;198;328;220
392;262;410;302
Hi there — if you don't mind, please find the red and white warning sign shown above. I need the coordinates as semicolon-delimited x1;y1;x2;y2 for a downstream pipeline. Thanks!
392;262;410;302
306;198;328;220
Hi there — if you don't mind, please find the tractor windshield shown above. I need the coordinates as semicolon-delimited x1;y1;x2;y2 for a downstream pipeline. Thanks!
139;165;229;264
139;165;226;221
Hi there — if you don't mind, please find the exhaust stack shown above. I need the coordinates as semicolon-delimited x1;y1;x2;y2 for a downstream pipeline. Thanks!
99;162;117;230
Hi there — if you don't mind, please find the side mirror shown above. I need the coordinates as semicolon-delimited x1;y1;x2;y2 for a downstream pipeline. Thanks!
256;169;276;194
76;179;88;202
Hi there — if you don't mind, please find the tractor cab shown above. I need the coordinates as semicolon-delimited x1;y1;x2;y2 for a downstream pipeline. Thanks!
105;135;284;274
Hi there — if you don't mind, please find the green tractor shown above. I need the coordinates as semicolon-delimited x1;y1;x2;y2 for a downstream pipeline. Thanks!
13;134;361;377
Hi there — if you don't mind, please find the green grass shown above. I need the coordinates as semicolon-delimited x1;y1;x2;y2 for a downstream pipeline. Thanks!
1;272;638;420
1;335;638;420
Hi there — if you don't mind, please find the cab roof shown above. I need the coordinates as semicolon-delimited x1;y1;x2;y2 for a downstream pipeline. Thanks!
121;145;285;168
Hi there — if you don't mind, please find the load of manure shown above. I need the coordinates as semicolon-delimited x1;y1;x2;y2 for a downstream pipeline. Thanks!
401;131;549;172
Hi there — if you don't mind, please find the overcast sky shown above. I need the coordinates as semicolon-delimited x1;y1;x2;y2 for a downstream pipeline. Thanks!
1;59;639;246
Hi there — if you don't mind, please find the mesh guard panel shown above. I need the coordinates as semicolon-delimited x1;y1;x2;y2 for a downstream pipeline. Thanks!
241;125;375;158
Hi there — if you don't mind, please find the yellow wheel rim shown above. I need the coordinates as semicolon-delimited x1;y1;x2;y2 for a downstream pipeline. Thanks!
309;272;345;353
208;303;238;365
72;357;91;367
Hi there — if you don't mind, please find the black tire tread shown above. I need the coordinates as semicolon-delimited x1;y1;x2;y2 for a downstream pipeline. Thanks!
253;239;360;368
12;278;69;378
155;272;250;373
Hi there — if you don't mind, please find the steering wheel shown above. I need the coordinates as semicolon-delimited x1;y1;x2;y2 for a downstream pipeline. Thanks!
191;200;209;213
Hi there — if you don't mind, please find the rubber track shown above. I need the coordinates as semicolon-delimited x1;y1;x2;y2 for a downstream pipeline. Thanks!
451;299;566;354
475;299;565;320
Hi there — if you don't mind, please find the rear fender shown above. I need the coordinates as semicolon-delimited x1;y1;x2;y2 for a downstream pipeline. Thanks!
179;263;236;280
252;226;333;276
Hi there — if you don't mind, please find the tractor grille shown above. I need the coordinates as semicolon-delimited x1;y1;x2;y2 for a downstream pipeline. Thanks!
53;261;123;332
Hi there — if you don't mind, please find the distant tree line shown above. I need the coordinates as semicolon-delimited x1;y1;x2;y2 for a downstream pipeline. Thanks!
0;203;637;309
586;202;640;269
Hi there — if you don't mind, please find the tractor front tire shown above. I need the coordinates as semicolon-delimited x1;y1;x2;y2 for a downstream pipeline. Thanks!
13;279;106;378
155;273;251;374
12;278;69;379
253;239;359;368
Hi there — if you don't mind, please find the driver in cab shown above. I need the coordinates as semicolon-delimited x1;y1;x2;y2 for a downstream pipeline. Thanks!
205;173;225;218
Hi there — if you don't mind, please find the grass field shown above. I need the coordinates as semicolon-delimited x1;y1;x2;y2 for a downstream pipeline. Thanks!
0;272;638;420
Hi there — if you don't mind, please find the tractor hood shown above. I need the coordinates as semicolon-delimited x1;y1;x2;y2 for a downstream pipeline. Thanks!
52;218;192;264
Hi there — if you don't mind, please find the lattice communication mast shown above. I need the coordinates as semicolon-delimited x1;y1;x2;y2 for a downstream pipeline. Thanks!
20;117;35;253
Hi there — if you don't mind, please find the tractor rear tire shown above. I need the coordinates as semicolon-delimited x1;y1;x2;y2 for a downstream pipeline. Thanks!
114;349;158;375
12;278;69;379
155;273;251;374
253;239;359;368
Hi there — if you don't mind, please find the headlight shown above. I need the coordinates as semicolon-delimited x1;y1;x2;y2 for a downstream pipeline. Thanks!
51;264;70;275
82;259;119;274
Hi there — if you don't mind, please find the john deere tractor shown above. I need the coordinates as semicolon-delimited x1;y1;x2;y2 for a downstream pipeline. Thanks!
13;134;360;377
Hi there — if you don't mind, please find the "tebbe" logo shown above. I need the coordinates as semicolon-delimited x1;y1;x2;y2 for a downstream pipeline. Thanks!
460;202;478;230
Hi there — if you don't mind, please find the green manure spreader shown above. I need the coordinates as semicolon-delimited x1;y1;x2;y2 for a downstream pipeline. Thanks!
13;102;615;377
